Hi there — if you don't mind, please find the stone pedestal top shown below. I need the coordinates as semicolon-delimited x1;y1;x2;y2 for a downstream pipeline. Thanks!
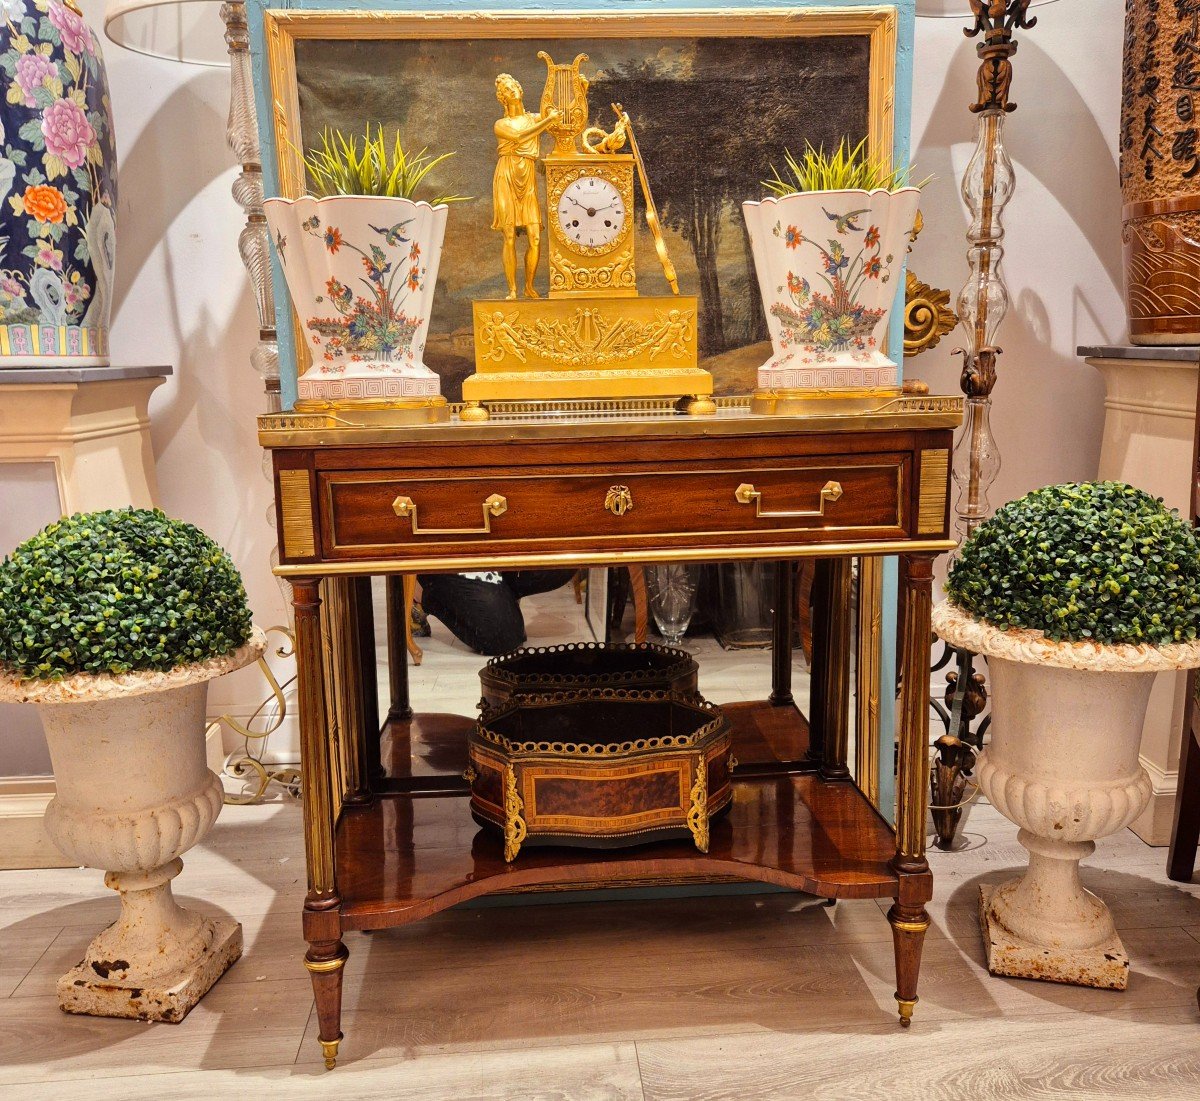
0;365;172;385
1078;344;1200;363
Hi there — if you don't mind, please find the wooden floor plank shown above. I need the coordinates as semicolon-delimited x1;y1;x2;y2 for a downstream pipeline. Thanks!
301;935;895;1064
0;924;60;998
7;1041;644;1100
0;979;315;1085
635;1005;1200;1101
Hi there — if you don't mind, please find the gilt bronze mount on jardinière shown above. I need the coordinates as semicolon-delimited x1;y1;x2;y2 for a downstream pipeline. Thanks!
467;687;732;861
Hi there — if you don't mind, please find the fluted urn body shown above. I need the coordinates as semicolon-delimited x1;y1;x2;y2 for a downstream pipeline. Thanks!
0;630;265;1020
933;602;1200;989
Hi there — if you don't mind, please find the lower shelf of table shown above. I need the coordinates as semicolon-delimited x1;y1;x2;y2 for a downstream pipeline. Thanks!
335;770;906;932
377;698;817;792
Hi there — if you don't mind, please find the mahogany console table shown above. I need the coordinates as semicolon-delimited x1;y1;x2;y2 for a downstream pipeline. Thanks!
260;396;961;1068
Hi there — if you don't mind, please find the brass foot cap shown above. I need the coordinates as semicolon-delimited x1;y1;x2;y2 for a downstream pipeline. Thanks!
319;1034;342;1071
896;996;918;1028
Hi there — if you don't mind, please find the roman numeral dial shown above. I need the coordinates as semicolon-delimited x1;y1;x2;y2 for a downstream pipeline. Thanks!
556;175;626;251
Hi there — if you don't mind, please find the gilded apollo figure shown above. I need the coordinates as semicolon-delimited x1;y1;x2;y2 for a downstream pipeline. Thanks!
491;73;559;299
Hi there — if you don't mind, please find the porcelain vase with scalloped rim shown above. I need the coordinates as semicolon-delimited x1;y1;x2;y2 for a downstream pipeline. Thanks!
0;629;265;1021
0;0;117;367
933;602;1200;989
264;194;448;410
741;187;919;393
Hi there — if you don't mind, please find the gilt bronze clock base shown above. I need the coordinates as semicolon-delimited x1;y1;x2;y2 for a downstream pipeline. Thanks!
750;387;905;417
292;396;451;425
463;294;710;416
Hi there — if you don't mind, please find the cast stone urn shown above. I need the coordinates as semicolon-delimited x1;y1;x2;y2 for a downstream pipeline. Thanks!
933;602;1200;990
0;628;266;1021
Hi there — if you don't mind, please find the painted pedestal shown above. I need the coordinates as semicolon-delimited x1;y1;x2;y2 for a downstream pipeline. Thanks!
1082;344;1199;844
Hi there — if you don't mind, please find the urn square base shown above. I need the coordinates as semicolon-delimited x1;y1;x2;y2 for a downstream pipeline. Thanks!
979;885;1130;991
57;918;243;1023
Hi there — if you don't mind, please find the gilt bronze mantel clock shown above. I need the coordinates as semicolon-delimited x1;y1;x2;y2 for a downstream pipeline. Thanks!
461;52;714;421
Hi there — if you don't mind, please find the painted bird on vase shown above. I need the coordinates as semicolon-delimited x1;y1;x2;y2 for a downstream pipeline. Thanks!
821;207;870;234
369;219;414;247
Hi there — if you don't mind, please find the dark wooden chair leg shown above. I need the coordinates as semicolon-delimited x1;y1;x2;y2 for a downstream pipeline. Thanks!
385;575;412;722
770;560;796;707
1168;679;1200;882
887;902;930;1028
354;577;382;788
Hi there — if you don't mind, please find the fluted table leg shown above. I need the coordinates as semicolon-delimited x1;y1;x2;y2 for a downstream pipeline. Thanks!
292;578;347;1069
889;553;934;1027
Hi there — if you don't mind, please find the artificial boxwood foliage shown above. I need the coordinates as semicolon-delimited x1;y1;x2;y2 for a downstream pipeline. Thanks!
0;508;253;680
946;482;1200;646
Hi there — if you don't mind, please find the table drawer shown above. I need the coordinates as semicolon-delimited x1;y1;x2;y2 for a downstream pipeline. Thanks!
319;457;908;558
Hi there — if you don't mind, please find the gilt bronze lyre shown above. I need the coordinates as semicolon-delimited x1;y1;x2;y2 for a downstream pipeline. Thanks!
538;50;589;155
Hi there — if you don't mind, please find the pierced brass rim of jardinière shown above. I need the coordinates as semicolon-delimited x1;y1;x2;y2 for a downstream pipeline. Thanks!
482;641;698;693
474;687;726;758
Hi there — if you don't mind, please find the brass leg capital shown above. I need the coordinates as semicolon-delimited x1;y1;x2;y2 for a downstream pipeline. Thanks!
319;1034;343;1070
304;945;349;975
895;996;918;1028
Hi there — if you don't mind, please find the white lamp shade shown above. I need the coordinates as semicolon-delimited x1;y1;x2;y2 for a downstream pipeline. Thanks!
916;0;1060;15
104;0;228;66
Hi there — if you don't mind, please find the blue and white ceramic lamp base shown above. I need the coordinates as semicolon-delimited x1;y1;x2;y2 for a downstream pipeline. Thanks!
0;0;117;370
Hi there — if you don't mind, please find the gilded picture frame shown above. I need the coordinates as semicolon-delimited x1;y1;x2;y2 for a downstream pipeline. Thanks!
252;2;909;408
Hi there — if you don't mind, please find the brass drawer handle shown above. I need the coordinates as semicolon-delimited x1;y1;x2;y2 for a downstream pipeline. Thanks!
392;493;508;535
735;480;843;519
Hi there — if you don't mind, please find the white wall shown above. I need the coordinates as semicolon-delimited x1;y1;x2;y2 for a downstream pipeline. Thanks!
907;2;1124;509
63;0;1125;759
80;0;291;738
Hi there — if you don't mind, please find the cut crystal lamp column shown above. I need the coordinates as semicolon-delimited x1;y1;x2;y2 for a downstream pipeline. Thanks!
104;0;280;411
952;108;1014;545
223;0;280;412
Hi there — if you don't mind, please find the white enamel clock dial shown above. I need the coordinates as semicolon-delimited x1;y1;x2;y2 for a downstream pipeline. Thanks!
557;176;626;250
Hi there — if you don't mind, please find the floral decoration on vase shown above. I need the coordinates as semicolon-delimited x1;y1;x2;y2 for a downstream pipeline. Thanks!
0;0;116;366
298;213;428;369
771;214;893;364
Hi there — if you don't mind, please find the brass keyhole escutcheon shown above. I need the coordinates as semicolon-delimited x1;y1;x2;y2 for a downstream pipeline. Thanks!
605;485;634;517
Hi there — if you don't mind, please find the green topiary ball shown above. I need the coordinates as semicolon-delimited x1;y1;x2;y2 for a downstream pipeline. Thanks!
945;482;1200;646
0;508;253;681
